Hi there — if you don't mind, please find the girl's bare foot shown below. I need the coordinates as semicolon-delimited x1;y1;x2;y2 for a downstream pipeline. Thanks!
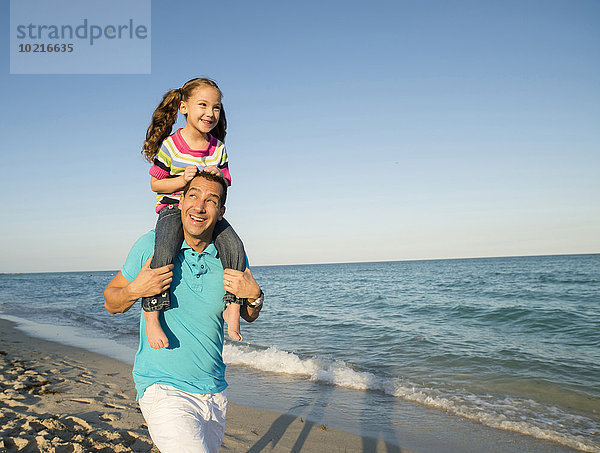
223;303;242;341
144;311;169;349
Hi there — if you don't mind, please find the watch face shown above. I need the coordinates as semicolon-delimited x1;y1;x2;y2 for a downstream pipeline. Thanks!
248;296;263;307
247;290;263;307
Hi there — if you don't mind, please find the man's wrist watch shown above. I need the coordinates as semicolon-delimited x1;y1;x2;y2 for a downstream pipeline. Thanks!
246;289;264;308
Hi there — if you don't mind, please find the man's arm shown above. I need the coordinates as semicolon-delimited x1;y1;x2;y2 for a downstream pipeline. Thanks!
223;267;262;323
104;257;173;314
240;301;262;323
104;271;140;314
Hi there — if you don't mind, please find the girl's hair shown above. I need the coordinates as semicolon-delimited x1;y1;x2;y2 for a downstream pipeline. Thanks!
141;78;227;162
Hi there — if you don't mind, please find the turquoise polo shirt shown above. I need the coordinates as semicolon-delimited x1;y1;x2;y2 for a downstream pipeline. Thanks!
121;230;228;400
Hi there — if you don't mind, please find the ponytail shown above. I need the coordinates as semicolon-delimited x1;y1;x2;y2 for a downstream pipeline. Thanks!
141;89;181;162
141;78;227;162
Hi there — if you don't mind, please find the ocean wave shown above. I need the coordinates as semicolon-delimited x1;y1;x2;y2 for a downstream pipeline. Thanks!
224;343;600;453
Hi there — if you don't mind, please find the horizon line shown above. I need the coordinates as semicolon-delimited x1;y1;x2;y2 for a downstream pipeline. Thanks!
1;251;598;275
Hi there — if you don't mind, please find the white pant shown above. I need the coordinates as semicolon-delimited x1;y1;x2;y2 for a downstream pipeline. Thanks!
139;384;227;453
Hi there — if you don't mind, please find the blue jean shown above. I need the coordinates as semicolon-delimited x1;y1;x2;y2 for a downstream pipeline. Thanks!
141;205;246;312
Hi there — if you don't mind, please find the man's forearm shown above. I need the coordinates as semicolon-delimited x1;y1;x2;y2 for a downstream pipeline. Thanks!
241;303;262;322
104;285;139;314
104;272;142;314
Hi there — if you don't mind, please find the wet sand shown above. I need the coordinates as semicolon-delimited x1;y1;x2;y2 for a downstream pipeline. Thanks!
0;318;410;452
0;316;583;452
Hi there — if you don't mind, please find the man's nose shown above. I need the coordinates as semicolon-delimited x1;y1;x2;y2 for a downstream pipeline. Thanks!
194;199;206;212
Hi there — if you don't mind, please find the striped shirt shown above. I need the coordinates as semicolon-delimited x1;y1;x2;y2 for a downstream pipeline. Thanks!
149;128;231;212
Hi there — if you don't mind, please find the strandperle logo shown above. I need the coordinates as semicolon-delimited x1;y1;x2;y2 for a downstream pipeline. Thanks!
15;19;148;46
10;0;151;74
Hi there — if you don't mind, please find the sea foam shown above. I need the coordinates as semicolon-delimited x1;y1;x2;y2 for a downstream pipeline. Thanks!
224;343;599;453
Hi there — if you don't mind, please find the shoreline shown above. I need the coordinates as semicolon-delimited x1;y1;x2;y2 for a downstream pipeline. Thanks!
0;316;586;452
0;318;410;452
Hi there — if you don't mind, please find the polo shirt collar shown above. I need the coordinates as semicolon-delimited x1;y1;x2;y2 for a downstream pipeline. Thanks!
181;240;218;257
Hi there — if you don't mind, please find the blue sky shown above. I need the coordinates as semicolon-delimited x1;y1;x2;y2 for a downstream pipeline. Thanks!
1;0;599;272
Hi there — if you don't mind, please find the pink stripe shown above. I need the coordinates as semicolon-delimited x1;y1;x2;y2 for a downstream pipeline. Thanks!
155;203;172;213
155;193;182;213
172;128;216;157
221;167;232;186
149;165;170;179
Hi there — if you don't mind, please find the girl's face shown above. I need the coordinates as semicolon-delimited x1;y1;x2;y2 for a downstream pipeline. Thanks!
179;86;222;136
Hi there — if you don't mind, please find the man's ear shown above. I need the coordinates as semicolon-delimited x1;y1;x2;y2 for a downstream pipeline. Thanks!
218;206;225;221
178;200;183;210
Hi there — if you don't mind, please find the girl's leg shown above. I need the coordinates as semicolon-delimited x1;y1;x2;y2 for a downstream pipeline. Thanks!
142;204;183;349
213;218;245;341
213;218;246;303
223;303;242;341
145;311;169;349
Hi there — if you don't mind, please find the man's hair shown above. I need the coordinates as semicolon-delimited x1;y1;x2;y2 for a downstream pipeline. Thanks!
182;171;228;207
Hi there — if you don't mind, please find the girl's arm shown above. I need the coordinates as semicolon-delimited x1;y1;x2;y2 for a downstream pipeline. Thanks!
150;165;198;193
150;175;187;194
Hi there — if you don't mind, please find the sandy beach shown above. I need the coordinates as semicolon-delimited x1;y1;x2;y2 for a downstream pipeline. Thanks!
0;312;587;453
0;318;407;452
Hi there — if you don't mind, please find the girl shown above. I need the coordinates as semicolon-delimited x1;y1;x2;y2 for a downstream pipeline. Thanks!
140;77;246;349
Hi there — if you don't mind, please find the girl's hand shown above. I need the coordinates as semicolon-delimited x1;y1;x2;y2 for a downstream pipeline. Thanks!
200;165;224;178
183;165;198;182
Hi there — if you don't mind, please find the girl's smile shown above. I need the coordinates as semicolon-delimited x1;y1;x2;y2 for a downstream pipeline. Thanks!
179;86;222;139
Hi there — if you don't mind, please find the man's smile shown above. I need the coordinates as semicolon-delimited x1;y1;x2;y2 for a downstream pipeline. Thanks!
178;177;225;243
189;213;207;223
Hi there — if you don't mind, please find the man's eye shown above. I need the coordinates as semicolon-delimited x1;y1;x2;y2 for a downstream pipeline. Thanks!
208;199;216;205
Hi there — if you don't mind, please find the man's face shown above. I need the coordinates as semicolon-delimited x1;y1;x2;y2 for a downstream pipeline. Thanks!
179;176;225;240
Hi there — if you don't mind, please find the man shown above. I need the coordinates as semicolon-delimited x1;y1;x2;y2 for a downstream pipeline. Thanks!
104;172;263;452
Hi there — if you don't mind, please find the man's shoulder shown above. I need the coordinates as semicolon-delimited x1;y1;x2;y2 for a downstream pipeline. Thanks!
132;230;156;251
121;230;156;282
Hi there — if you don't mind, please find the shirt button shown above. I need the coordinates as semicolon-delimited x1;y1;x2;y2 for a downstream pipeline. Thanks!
192;264;196;267
201;265;204;269
196;274;200;278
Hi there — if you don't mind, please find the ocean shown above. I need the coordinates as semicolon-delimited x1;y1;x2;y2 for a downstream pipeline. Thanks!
0;254;598;452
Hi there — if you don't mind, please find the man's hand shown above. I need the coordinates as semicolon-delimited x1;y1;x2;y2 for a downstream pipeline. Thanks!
224;268;263;323
200;165;224;179
183;165;198;182
223;268;260;300
130;257;174;298
104;257;173;315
